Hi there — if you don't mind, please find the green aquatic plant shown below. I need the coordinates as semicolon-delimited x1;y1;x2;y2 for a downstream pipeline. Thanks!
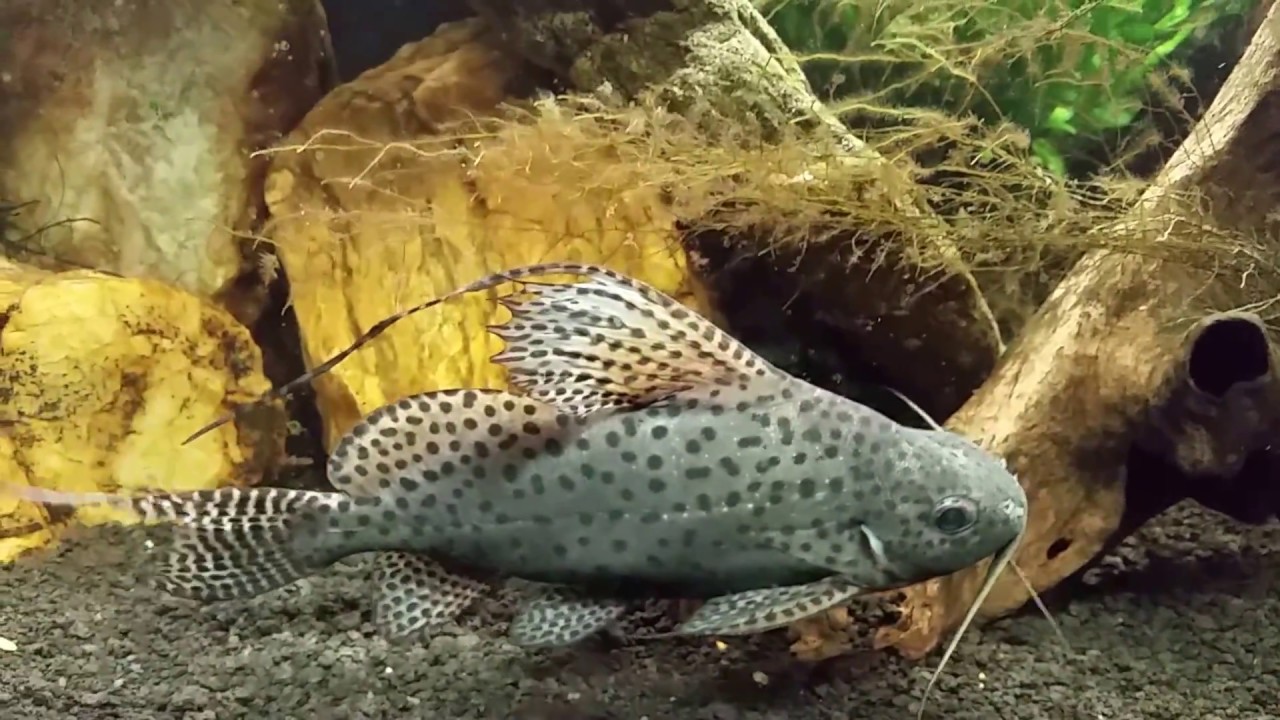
759;0;1256;176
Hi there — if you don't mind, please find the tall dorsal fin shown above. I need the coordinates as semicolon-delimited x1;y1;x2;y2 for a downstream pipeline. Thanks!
183;263;789;444
485;264;788;416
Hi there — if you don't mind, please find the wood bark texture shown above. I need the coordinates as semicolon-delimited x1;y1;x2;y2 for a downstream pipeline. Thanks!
877;3;1280;659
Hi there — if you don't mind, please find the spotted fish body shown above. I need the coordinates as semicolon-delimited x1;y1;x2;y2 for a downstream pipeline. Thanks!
325;385;1018;599
1;263;1027;648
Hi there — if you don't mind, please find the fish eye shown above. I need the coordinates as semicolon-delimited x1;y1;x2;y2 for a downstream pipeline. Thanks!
932;495;977;534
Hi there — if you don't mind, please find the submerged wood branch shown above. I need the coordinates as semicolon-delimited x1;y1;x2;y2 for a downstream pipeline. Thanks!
878;4;1280;659
467;0;1003;421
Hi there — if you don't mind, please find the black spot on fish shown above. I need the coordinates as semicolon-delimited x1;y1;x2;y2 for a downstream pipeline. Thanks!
685;466;712;480
646;455;664;470
719;458;742;476
686;439;702;453
605;431;622;448
651;425;669;440
648;478;667;493
399;477;420;492
725;491;742;508
737;436;763;449
754;457;780;474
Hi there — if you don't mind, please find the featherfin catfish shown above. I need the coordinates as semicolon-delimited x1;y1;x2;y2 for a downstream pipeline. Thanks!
2;263;1027;653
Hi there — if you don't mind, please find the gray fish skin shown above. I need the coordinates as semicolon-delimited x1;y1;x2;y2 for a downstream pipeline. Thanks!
1;261;1026;645
315;383;1022;601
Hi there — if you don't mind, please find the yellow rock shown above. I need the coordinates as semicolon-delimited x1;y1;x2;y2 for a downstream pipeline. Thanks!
265;19;717;449
0;258;286;563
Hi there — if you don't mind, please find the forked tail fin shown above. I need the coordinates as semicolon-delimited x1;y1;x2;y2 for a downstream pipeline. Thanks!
0;483;347;601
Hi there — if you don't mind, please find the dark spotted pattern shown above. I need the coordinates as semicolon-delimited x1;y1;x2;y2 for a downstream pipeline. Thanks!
9;263;1028;649
506;584;628;647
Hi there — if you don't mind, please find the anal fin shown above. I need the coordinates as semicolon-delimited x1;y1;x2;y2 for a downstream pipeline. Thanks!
666;577;862;637
507;585;628;648
372;551;487;639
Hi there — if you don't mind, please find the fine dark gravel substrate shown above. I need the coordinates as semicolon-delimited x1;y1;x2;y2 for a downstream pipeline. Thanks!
2;503;1277;720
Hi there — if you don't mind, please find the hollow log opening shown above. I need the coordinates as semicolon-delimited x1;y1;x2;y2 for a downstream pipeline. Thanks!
1186;314;1270;397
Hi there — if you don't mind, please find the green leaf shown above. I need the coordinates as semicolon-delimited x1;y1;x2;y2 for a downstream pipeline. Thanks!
1153;0;1193;31
1032;139;1067;178
1044;106;1078;134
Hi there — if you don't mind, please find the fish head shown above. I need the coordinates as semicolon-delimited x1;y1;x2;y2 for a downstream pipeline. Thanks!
856;427;1026;587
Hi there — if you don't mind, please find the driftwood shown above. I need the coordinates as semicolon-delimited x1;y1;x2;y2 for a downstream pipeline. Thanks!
465;0;1003;422
877;3;1280;659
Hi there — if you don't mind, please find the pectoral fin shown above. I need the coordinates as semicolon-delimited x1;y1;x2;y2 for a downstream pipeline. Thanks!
661;577;862;637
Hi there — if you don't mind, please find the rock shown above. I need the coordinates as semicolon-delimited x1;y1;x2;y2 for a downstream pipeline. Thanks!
0;258;287;562
0;0;332;320
263;18;717;446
